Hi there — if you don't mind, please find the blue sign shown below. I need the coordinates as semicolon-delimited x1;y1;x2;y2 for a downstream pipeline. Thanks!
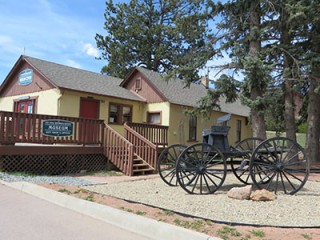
19;69;33;85
42;120;74;137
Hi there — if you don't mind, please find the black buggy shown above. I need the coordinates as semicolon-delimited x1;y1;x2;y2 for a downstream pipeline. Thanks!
158;125;309;195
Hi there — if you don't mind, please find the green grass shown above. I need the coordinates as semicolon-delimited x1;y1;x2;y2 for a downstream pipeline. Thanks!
120;207;133;213
301;233;312;239
135;210;146;216
266;131;306;147
217;226;242;240
251;229;265;238
88;170;124;177
160;210;175;216
83;194;94;202
58;188;71;194
5;171;36;177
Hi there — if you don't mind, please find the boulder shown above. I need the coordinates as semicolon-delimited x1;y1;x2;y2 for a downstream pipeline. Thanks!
250;189;277;201
227;185;252;200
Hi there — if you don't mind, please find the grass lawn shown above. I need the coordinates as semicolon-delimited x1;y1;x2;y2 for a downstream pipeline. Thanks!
266;131;306;148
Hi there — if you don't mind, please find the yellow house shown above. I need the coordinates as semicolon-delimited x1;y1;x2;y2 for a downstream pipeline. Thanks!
0;55;252;175
0;55;251;146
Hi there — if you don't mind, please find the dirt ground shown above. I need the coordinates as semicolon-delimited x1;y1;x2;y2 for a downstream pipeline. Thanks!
39;173;320;240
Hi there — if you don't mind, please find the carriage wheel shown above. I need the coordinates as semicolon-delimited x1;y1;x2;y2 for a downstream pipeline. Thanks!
176;143;227;194
231;137;264;184
157;144;187;186
250;137;309;195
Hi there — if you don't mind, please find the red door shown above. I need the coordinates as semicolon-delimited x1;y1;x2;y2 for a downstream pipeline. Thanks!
15;100;34;139
16;100;34;114
79;99;99;119
79;98;100;144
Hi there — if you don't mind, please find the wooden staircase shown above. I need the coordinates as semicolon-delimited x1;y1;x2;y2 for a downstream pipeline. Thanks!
132;154;155;175
104;123;168;176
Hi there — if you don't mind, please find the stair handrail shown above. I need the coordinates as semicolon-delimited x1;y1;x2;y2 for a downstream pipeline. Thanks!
104;124;134;176
126;122;168;147
124;122;158;171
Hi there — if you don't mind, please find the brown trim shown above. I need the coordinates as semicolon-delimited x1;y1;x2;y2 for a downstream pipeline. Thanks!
13;96;38;114
59;87;145;103
0;145;103;155
0;55;57;96
121;68;167;101
147;111;162;124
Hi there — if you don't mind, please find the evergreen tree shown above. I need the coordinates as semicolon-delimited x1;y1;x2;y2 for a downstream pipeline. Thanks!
96;0;214;79
204;0;272;138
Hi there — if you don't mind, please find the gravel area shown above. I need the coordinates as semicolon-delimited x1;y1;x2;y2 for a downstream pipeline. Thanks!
0;172;93;186
84;175;320;227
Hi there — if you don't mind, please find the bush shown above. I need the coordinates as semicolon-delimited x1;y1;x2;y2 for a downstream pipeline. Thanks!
297;122;307;133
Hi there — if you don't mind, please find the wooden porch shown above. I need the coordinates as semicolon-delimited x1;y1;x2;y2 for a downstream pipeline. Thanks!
0;111;168;176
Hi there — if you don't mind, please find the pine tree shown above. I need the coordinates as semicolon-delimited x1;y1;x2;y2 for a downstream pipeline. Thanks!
205;0;272;138
96;0;213;79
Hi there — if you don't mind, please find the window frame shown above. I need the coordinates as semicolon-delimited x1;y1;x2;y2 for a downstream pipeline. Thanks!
236;120;242;143
108;102;133;125
135;77;142;90
188;116;197;141
13;97;37;114
147;111;162;124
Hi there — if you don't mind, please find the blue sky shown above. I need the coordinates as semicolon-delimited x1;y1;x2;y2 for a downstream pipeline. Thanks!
0;0;233;85
0;0;112;84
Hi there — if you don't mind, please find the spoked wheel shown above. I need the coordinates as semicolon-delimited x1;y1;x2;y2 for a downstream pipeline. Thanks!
157;144;187;186
176;143;227;194
231;137;264;184
250;137;309;195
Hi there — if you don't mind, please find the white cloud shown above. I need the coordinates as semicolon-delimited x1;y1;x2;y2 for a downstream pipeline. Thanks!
65;59;81;69
83;43;100;58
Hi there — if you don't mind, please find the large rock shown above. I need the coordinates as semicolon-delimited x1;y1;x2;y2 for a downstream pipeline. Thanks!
227;185;252;200
250;189;277;201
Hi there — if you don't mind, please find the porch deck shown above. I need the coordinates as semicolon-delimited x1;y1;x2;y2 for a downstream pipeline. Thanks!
0;111;168;176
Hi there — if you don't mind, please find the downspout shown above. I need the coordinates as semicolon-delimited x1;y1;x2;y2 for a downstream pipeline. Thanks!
57;89;63;116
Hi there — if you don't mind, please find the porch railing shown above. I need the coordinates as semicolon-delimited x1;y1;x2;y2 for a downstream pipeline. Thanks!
126;122;168;147
0;111;104;145
104;124;134;176
124;122;158;171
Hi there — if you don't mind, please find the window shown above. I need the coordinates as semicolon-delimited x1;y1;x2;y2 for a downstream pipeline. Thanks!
236;120;241;143
147;112;161;124
135;78;142;90
108;103;132;124
189;116;197;141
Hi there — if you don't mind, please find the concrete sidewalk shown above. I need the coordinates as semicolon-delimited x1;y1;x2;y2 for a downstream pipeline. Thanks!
0;179;220;240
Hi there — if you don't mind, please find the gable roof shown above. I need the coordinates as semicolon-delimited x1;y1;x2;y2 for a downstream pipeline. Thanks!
1;55;144;102
124;67;250;117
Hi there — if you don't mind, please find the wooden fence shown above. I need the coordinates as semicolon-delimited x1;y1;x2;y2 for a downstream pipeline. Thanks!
0;111;104;145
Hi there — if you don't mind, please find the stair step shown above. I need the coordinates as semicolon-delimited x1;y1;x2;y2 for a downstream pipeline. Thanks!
133;163;150;167
133;168;154;173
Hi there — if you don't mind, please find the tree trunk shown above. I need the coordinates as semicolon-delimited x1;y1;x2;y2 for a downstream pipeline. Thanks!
249;0;266;139
281;10;297;142
306;21;320;163
306;77;320;162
